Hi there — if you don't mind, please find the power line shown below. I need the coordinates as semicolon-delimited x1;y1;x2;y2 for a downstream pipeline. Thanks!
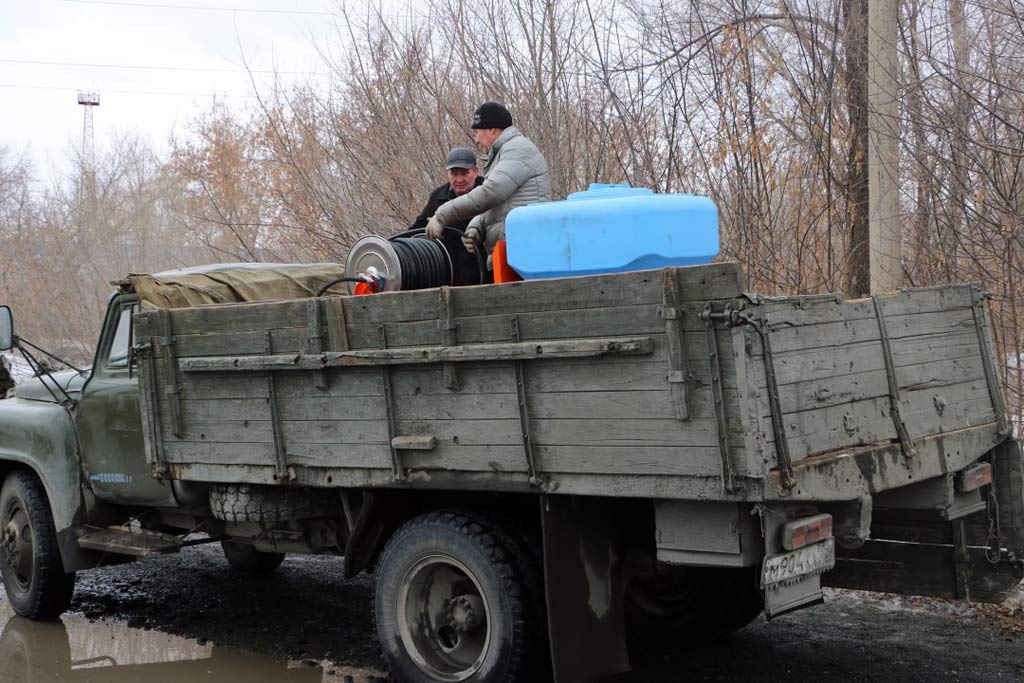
56;0;430;19
0;57;328;76
0;83;256;98
57;0;335;15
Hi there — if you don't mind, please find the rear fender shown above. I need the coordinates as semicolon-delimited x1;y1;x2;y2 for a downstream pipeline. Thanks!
0;398;95;571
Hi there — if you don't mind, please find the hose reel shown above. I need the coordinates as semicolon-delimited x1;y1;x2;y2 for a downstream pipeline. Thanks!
320;228;487;296
345;235;454;293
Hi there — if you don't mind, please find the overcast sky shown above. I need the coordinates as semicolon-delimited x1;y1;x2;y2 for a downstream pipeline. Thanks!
0;0;354;178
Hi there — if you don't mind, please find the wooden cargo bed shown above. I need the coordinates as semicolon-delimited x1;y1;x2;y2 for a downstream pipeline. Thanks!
133;262;1008;502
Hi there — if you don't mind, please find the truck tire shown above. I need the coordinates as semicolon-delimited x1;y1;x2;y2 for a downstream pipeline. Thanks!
221;540;286;575
626;565;763;643
0;471;76;620
209;484;337;524
374;511;546;683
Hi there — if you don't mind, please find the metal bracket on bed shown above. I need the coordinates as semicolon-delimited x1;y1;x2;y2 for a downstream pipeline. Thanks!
699;304;738;493
137;339;168;477
969;286;1011;437
871;295;917;460
265;331;292;481
438;287;460;391
510;315;542;488
661;268;692;421
378;324;405;482
305;298;328;391
156;309;185;438
716;307;796;490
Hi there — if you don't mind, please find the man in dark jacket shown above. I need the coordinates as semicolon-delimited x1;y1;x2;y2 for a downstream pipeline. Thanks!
411;147;484;233
410;147;486;285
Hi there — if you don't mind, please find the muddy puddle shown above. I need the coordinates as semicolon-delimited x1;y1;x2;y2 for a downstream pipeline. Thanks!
0;598;387;683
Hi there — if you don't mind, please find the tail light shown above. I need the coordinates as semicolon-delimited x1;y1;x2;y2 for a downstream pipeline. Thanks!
781;514;833;551
956;463;992;493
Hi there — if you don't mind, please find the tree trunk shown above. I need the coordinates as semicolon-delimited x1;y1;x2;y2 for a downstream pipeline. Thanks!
843;0;870;297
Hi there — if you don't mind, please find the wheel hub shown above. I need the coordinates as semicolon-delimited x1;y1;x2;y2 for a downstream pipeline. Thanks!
2;522;17;564
2;508;34;588
397;555;491;681
446;594;486;633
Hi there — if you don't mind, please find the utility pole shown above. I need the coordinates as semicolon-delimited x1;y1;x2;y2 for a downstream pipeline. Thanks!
867;0;901;292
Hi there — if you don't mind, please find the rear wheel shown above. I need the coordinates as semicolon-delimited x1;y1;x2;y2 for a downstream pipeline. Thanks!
626;565;763;644
220;540;285;575
0;471;76;620
374;511;546;683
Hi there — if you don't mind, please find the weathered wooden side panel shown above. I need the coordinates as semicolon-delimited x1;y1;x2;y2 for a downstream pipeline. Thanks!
135;266;1005;503
136;265;752;496
152;350;747;480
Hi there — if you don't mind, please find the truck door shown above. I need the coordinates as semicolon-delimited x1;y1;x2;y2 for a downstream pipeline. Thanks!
76;295;176;506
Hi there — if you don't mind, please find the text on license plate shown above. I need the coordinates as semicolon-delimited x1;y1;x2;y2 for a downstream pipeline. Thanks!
760;538;835;588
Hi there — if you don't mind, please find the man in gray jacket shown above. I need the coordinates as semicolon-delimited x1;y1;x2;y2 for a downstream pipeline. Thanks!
426;102;551;259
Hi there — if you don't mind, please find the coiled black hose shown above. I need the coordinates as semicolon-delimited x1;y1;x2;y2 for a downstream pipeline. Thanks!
318;227;487;297
390;227;487;285
389;236;451;290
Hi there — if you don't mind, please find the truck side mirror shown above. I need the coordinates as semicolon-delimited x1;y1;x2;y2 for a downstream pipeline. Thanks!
0;306;13;351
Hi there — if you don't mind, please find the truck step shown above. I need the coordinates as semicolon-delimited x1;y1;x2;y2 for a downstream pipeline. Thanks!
77;527;184;557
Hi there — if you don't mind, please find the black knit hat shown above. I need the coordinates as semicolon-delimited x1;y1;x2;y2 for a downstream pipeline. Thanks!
471;102;513;130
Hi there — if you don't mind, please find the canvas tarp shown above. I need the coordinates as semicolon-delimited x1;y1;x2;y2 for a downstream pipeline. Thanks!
126;263;349;309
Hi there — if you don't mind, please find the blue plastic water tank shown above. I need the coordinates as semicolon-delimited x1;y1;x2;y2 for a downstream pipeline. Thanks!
504;183;719;279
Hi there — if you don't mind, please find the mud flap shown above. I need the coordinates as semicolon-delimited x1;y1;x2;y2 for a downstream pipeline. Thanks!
760;513;831;619
541;495;630;683
992;438;1024;557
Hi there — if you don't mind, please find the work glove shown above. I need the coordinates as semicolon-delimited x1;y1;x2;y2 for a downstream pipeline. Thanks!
425;215;444;239
462;226;482;253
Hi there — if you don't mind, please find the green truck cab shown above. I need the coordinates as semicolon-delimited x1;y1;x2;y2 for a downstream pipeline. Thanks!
1;262;1024;683
0;267;310;617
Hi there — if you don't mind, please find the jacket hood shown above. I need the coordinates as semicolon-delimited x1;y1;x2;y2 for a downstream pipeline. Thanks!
14;369;88;403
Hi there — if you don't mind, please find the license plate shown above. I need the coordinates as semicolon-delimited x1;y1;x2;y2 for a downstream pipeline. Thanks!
760;538;835;588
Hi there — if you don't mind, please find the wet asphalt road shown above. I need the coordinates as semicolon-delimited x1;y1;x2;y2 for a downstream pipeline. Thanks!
5;545;1024;682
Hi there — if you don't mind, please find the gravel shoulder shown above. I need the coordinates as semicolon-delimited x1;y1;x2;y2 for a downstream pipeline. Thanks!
60;545;1024;682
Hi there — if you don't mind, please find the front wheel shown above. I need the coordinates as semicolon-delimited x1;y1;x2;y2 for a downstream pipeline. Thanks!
374;511;545;683
0;471;76;620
